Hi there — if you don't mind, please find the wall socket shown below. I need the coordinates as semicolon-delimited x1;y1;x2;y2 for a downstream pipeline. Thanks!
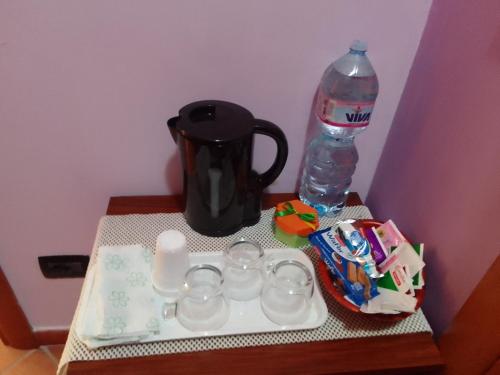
38;255;89;278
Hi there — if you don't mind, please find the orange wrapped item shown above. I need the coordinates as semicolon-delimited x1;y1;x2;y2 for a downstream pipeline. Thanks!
273;200;319;247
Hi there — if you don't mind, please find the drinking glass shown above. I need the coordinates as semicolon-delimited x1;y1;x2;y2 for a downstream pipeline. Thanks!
223;238;264;301
260;260;314;325
176;264;229;331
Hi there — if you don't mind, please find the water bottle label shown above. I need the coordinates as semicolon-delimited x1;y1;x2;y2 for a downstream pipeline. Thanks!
317;96;374;128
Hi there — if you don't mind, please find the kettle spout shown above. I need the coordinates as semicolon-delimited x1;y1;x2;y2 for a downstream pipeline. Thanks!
167;116;180;143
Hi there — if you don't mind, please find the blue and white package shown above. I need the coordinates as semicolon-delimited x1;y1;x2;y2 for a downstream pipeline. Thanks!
309;226;379;306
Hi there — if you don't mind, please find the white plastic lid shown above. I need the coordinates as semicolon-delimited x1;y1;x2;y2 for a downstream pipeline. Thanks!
156;230;187;253
350;40;367;52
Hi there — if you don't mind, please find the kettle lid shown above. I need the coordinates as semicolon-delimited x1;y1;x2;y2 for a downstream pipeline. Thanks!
174;100;255;143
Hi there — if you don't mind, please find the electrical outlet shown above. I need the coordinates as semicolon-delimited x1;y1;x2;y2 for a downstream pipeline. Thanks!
38;255;89;278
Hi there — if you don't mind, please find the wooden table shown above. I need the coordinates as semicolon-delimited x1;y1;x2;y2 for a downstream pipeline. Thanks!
67;193;444;374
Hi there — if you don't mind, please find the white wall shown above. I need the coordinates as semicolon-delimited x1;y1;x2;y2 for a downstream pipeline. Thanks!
0;0;432;328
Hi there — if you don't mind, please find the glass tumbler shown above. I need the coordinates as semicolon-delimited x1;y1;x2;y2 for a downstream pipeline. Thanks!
260;260;314;325
223;238;264;301
176;264;229;331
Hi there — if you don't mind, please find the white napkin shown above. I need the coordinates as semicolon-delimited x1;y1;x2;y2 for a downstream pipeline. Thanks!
76;245;160;348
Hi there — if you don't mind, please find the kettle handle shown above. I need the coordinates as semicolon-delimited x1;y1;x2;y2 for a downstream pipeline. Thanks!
253;119;288;188
167;116;180;143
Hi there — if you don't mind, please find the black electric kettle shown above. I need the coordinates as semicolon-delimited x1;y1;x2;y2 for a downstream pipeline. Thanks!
167;100;288;236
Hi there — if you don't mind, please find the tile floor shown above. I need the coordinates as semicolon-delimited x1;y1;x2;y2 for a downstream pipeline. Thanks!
0;340;63;375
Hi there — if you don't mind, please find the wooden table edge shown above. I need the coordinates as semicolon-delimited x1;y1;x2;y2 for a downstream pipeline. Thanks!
106;192;363;215
66;332;443;374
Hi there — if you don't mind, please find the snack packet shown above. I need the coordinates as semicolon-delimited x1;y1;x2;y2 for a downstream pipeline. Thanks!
309;227;379;306
337;222;381;278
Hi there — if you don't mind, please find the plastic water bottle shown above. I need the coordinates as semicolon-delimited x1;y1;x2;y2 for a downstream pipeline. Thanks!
299;41;378;216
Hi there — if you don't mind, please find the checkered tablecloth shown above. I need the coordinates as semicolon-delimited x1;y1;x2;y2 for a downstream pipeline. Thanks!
58;206;432;374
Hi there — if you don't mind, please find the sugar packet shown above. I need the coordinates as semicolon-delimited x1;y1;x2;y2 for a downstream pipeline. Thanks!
361;288;417;314
411;244;425;289
361;226;388;264
377;263;415;295
379;242;425;278
375;220;406;252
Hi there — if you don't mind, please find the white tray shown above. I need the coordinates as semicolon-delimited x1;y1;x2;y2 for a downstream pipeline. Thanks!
78;248;328;348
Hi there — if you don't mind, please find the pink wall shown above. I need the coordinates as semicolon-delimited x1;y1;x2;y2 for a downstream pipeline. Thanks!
367;0;500;335
0;0;431;329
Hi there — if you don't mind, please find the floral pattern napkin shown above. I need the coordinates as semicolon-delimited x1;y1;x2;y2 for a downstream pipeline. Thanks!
76;245;160;347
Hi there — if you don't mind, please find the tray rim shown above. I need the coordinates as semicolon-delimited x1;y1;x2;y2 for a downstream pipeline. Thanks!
76;247;328;348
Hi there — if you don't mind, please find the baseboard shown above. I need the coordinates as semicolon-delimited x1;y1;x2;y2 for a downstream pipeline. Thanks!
1;265;70;349
33;329;69;346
